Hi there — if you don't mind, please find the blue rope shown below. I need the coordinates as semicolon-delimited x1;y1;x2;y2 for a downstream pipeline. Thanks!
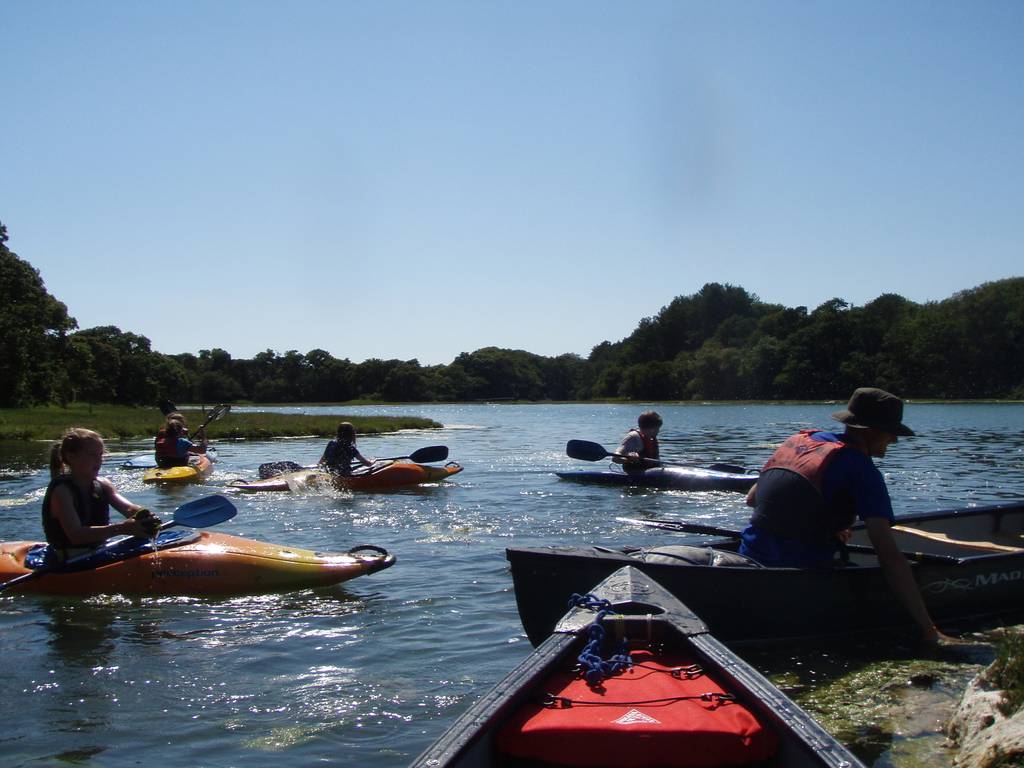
567;593;632;686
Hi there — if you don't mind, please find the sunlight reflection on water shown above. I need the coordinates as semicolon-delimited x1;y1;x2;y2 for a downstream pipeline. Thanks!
0;403;1022;766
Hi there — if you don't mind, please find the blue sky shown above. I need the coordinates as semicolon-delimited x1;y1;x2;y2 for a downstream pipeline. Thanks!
3;1;1021;365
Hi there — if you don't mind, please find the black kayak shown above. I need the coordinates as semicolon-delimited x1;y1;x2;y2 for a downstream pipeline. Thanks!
557;465;758;493
410;566;865;768
508;501;1024;645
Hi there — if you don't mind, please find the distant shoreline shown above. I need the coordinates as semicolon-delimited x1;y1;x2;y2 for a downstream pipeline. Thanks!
3;399;1020;442
0;405;440;441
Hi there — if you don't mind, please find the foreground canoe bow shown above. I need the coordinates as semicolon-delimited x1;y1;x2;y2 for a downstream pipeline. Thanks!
508;502;1024;645
411;566;864;768
0;533;395;596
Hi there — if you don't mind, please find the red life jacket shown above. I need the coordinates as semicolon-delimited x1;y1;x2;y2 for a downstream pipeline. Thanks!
155;430;188;468
629;429;660;460
749;430;855;540
496;648;777;767
761;429;845;489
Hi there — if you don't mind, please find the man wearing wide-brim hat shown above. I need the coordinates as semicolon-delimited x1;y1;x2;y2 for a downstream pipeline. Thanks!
739;387;951;646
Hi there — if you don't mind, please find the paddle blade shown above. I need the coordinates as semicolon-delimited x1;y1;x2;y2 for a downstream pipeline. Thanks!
566;440;613;462
122;454;158;469
708;462;753;475
407;445;448;464
207;403;231;423
615;516;742;538
171;495;237;528
196;404;231;434
258;461;305;479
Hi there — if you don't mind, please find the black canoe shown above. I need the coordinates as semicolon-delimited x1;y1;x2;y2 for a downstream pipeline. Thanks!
411;566;865;768
556;465;759;493
508;501;1024;646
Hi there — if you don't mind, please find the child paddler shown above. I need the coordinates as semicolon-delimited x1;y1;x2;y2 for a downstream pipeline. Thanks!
613;410;663;474
43;428;161;560
319;422;374;476
154;412;208;468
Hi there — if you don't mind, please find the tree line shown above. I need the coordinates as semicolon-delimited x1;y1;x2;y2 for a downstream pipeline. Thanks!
3;220;1022;407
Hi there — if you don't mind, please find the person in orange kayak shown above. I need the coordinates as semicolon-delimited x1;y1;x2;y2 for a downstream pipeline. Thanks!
739;387;953;647
154;412;208;468
43;428;161;559
319;422;374;476
613;410;662;474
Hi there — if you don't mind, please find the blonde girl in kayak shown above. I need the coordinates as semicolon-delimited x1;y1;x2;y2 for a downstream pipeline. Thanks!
42;428;161;559
319;422;374;476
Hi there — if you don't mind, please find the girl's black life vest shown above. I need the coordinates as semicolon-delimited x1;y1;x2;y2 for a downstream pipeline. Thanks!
41;476;112;549
322;440;359;476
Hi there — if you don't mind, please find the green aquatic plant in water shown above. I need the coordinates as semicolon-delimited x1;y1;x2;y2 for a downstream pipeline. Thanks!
985;631;1024;717
986;746;1024;768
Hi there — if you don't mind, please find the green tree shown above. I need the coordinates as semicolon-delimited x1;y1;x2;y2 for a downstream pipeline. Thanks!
0;223;78;406
618;361;678;400
453;348;545;400
688;343;744;400
381;361;432;401
70;326;162;405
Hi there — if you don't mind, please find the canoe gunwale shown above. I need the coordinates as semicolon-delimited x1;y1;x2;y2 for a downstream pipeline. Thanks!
508;503;1024;645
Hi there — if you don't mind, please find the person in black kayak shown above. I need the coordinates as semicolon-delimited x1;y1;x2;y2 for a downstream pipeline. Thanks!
43;428;161;560
319;422;374;476
739;387;953;647
613;410;662;474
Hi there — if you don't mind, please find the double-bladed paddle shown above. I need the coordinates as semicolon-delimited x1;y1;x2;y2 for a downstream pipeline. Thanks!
192;404;231;438
566;440;751;475
615;516;743;538
157;402;230;435
362;445;449;475
1;494;238;593
258;445;449;480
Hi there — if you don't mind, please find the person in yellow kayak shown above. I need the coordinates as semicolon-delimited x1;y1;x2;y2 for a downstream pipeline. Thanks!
319;422;374;476
613;410;663;474
154;412;208;468
738;387;954;647
43;428;161;559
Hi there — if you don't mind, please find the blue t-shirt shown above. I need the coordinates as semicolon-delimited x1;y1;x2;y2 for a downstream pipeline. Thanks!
174;437;196;458
739;432;894;567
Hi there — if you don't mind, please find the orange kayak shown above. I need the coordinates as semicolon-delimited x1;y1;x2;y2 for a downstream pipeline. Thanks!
0;532;395;596
230;461;464;493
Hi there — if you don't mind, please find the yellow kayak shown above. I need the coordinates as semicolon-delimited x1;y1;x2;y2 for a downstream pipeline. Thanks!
143;453;215;485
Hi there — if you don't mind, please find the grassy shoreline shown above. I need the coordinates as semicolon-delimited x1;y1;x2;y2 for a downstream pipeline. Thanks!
3;398;1019;441
0;405;441;441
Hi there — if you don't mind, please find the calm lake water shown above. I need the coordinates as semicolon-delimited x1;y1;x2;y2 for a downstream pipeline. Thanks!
1;403;1023;767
